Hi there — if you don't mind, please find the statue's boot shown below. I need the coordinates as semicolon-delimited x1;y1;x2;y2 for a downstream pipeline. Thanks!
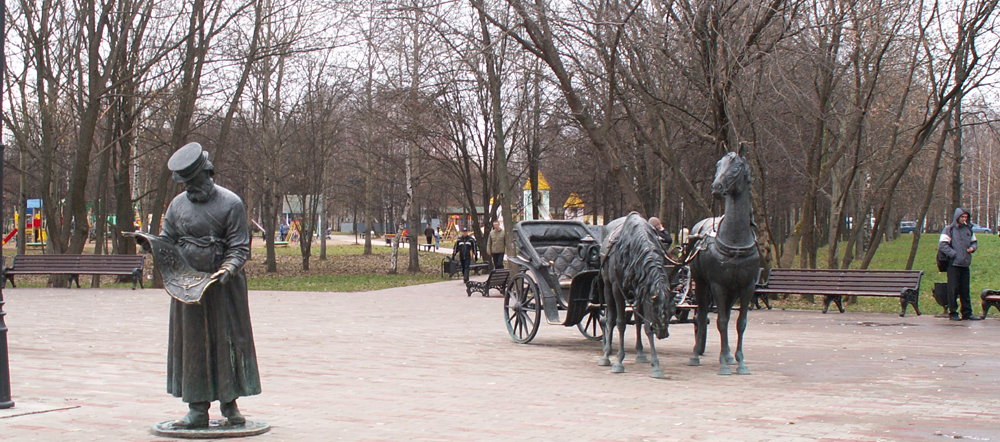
173;402;210;429
220;400;245;425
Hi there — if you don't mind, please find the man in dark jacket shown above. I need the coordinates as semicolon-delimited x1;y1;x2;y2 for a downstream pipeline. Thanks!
939;207;980;321
452;228;479;282
424;225;435;247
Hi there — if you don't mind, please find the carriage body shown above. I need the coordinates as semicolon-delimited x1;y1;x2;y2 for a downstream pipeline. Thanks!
503;220;604;343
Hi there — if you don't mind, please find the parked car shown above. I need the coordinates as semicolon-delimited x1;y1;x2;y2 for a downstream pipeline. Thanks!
899;221;917;233
970;223;993;234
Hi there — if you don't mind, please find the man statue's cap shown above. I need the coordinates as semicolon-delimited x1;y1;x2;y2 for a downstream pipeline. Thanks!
168;142;213;182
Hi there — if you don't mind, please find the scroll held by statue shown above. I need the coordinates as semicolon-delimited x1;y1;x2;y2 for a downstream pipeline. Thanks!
130;232;215;304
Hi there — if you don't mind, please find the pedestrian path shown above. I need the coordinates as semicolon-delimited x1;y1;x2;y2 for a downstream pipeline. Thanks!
1;284;999;441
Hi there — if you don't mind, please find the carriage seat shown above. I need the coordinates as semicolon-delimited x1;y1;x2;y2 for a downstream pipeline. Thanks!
534;246;589;288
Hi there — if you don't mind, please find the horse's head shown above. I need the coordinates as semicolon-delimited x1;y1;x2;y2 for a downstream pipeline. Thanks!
711;151;750;200
645;278;676;340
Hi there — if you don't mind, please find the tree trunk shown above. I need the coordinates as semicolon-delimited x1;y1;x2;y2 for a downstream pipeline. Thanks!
950;102;964;210
906;114;952;269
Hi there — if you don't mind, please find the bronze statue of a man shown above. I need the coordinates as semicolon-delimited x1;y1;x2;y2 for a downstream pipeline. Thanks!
163;142;261;428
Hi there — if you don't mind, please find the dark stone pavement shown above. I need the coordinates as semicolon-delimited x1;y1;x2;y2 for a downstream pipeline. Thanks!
1;280;998;441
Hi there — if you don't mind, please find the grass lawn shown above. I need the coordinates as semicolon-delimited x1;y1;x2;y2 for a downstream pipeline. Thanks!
245;243;446;292
767;232;1000;316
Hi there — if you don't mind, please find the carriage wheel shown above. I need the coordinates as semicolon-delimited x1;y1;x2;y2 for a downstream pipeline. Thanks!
504;273;542;344
577;277;605;341
672;265;693;306
577;308;604;341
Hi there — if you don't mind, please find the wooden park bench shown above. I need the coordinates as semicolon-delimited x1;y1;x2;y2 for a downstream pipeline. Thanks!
273;241;289;247
755;268;923;317
1;254;145;289
466;269;510;297
421;244;434;252
384;234;395;245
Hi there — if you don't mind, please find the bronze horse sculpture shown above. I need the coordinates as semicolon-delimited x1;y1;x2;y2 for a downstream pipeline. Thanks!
688;149;759;375
598;212;677;378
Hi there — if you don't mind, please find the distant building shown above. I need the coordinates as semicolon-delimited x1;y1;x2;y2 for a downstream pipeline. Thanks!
563;192;585;221
522;172;551;220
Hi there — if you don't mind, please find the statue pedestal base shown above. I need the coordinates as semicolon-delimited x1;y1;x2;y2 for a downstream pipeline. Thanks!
151;419;270;439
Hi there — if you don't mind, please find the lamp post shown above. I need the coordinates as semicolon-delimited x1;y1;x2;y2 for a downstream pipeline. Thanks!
0;0;15;410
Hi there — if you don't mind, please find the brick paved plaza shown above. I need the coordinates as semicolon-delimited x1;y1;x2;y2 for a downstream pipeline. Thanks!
1;281;998;441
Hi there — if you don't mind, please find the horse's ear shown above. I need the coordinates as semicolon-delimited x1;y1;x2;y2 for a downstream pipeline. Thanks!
738;142;748;158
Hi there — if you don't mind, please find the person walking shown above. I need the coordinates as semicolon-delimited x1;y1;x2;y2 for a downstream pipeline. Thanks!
434;227;441;250
424;225;435;248
486;220;506;269
452;228;479;282
939;207;981;321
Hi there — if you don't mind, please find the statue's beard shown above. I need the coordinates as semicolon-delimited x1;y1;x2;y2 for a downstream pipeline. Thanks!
186;181;214;202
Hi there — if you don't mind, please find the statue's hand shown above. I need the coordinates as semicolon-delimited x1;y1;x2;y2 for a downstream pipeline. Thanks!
211;268;232;285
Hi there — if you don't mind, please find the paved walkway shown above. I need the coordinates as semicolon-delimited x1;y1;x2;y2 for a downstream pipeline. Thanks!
1;282;998;441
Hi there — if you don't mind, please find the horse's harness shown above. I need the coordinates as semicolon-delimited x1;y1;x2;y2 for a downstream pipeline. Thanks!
668;228;756;267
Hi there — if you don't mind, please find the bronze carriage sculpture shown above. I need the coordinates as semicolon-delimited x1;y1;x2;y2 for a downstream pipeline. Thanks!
502;219;694;345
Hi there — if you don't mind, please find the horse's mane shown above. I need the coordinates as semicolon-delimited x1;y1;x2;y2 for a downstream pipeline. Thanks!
604;213;669;301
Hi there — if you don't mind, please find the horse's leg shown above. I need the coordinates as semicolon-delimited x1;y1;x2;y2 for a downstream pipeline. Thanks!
634;307;649;364
716;290;734;375
612;287;628;373
598;281;613;367
644;322;665;378
735;287;753;375
689;283;710;366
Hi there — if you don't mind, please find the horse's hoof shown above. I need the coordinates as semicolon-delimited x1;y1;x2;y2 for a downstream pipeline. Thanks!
635;354;649;364
611;364;625;373
737;367;751;375
650;369;665;379
718;367;732;375
687;358;700;366
597;358;611;366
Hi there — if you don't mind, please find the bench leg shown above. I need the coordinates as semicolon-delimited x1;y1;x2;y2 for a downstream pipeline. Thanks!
133;269;143;290
982;298;998;320
980;290;1000;319
752;292;771;310
822;295;844;314
900;289;920;317
466;281;489;297
3;275;14;289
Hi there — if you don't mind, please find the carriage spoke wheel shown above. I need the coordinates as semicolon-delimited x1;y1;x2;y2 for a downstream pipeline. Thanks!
504;273;542;344
673;265;693;322
577;276;605;341
577;307;604;341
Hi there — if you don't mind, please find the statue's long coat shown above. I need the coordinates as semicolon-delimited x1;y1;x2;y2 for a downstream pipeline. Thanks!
162;185;261;403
